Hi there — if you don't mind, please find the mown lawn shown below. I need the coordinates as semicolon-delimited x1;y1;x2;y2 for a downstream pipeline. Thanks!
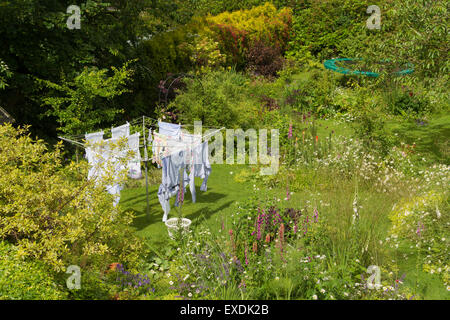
120;112;449;299
120;164;254;249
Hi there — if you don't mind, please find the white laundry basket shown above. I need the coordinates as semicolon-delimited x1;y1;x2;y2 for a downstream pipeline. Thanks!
165;218;191;239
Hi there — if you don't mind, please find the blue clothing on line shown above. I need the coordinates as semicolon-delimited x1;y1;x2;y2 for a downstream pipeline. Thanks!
158;150;189;222
185;141;211;203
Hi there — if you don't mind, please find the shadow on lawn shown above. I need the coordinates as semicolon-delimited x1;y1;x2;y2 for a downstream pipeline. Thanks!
184;200;234;224
125;188;230;231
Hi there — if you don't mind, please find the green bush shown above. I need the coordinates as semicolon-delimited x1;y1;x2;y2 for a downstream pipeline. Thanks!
165;70;262;129
0;241;67;300
205;3;293;69
186;35;228;75
131;24;202;115
136;28;194;81
356;0;449;81
37;61;135;136
352;103;393;157
0;124;144;273
274;66;339;116
387;88;429;117
287;0;370;61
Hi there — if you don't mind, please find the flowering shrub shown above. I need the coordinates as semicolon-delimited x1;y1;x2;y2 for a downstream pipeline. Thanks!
109;263;156;299
205;3;292;68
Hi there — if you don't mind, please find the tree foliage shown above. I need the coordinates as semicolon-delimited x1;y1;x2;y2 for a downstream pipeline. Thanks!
0;124;143;272
37;60;135;135
357;0;449;80
0;0;151;138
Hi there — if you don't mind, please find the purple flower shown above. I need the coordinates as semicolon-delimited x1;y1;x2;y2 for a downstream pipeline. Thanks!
256;214;263;240
238;280;246;289
416;222;424;237
288;124;293;139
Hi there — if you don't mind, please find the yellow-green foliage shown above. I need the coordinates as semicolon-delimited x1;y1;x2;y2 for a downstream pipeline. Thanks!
204;2;292;66
206;2;292;47
0;124;144;272
389;192;445;238
389;191;449;286
0;241;67;299
186;35;227;75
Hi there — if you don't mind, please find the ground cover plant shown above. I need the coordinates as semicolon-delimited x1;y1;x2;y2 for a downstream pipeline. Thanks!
0;1;448;301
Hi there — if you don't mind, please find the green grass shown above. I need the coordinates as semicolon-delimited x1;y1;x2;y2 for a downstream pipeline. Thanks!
302;111;450;165
119;110;449;299
388;113;450;165
120;164;254;250
395;244;450;300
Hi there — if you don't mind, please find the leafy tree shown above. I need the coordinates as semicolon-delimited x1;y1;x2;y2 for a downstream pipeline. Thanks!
341;0;449;81
0;0;152;138
286;0;370;62
37;60;135;135
0;123;144;272
0;59;12;90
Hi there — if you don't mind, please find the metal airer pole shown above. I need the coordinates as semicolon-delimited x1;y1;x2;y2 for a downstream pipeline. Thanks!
143;116;150;220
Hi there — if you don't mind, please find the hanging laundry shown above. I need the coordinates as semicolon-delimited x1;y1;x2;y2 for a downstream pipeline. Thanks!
85;134;127;208
85;131;103;162
158;150;189;222
181;132;202;166
152;132;168;167
199;141;212;192
147;128;153;144
158;121;181;138
179;133;202;203
128;132;142;179
85;131;104;180
188;141;211;203
152;132;185;167
111;122;130;139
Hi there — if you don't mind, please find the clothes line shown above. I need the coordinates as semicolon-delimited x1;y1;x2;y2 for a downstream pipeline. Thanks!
146;126;225;163
59;116;221;144
142;115;219;129
58;136;86;148
58;117;224;223
59;121;224;154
